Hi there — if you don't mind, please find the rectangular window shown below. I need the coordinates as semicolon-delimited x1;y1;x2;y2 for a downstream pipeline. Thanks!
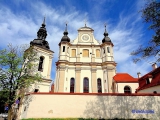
83;49;89;57
107;47;110;53
96;49;100;57
71;49;76;57
63;46;65;52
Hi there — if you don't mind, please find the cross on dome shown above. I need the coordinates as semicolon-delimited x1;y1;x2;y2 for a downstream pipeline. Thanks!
104;22;107;32
84;19;87;27
65;21;68;31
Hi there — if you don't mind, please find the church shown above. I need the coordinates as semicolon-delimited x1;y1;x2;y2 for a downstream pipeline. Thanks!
54;22;117;93
17;18;160;119
28;18;138;94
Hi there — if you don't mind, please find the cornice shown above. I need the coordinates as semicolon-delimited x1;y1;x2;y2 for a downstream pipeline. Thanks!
33;45;54;53
101;42;114;47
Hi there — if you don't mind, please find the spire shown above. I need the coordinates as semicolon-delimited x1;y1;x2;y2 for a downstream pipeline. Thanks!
37;17;47;40
102;23;111;43
42;16;46;27
104;23;108;36
64;22;68;35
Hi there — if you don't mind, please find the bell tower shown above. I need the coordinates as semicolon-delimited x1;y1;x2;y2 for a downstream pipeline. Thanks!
55;23;71;92
29;17;54;92
101;24;116;93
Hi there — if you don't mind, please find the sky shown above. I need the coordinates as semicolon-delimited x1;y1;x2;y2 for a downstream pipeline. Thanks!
0;0;158;81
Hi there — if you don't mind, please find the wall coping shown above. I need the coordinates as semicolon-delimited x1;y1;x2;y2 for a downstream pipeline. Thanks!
26;92;160;96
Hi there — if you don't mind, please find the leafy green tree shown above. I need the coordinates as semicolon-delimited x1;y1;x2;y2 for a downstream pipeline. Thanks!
131;0;160;63
0;44;42;120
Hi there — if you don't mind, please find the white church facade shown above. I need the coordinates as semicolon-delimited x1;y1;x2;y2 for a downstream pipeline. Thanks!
54;23;117;93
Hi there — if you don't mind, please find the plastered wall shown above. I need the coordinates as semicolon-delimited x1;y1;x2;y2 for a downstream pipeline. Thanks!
20;93;160;119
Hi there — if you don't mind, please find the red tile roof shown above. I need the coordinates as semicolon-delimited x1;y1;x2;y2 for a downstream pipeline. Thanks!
113;73;138;83
136;67;160;92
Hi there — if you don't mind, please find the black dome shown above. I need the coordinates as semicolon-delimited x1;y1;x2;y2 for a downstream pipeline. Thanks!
102;26;112;43
30;17;50;49
60;24;70;42
61;30;70;42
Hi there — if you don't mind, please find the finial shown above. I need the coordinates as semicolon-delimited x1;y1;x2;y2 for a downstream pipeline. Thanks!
103;22;108;37
84;19;87;27
42;16;46;27
65;21;68;31
43;17;45;24
104;22;107;32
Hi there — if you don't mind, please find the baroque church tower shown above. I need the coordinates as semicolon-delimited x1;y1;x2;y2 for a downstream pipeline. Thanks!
54;24;116;93
29;18;54;92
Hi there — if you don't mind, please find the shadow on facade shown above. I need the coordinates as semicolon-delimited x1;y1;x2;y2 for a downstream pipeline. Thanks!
83;95;160;119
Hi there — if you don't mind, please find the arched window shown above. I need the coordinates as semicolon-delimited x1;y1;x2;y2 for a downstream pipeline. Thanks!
107;47;110;53
124;86;131;94
83;77;89;93
83;49;89;57
97;78;102;93
70;78;75;93
38;56;44;71
96;49;100;57
62;46;65;52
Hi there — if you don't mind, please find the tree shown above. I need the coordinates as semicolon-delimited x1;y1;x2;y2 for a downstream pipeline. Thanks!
0;44;42;120
131;0;160;63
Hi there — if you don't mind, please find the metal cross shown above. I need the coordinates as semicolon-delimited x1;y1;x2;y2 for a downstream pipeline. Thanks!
84;19;87;27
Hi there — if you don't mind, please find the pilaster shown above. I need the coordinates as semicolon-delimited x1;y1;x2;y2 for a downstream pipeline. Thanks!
75;66;81;92
91;68;97;93
58;66;65;92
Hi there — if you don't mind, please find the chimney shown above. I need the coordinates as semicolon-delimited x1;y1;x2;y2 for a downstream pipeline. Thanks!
137;72;141;78
152;63;157;70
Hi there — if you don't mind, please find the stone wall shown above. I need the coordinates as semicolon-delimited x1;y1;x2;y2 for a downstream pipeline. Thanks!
19;93;160;119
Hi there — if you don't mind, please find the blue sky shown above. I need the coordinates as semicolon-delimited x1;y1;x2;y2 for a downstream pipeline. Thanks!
0;0;157;81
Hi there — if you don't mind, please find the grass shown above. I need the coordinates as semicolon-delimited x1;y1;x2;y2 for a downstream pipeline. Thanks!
22;118;149;120
22;118;97;120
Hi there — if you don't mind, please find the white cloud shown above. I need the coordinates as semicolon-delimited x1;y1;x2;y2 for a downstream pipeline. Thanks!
0;0;152;80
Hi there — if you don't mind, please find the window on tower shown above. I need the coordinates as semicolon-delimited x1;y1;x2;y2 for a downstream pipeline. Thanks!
38;56;44;72
70;78;75;93
103;48;105;54
83;77;89;93
97;78;102;93
71;49;76;57
83;49;89;57
63;46;65;52
96;49;100;57
107;47;110;53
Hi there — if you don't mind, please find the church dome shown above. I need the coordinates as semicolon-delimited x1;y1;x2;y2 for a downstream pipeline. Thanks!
102;25;112;43
60;24;70;42
30;17;50;49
